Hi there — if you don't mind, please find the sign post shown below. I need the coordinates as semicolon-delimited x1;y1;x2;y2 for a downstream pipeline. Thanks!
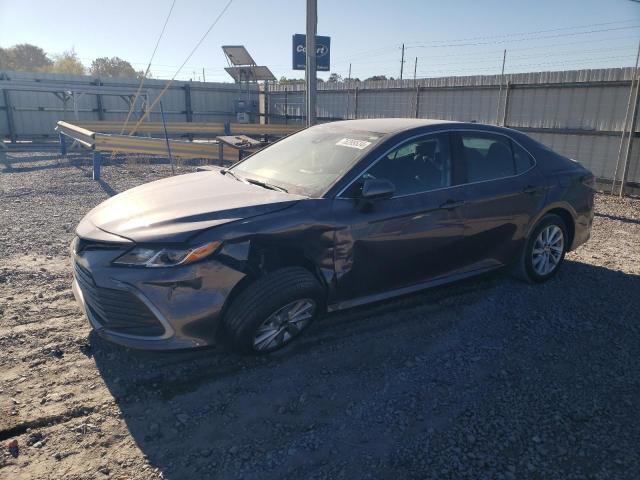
306;0;317;126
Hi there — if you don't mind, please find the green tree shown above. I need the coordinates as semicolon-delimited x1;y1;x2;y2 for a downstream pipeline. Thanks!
50;49;85;75
278;76;304;85
327;72;342;83
0;43;52;71
364;75;390;81
89;56;139;78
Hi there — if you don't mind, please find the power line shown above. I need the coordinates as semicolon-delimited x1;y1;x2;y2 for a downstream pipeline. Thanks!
327;40;640;71
330;19;638;62
407;25;640;49
415;54;638;75
406;18;639;45
127;0;235;136
331;35;640;66
119;0;176;135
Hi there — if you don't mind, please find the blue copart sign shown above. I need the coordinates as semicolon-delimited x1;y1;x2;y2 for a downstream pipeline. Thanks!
292;34;331;71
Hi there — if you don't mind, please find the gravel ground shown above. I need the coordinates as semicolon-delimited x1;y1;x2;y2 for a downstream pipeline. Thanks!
1;152;639;480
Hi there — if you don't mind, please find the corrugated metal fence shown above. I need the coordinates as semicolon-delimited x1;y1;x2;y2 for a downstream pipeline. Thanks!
1;68;638;185
0;70;257;138
267;68;639;185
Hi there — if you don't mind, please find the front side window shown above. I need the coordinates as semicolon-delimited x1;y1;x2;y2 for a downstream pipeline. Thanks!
348;133;452;197
460;132;534;183
231;124;385;197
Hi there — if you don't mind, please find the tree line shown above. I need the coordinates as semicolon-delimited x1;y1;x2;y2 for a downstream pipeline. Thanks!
0;43;144;78
0;43;396;83
278;73;397;84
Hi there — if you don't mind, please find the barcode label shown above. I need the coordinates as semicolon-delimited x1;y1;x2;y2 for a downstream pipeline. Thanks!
336;138;372;150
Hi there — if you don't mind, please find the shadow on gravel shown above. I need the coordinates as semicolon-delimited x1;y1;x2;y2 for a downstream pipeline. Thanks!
595;211;640;225
97;179;118;197
91;261;640;479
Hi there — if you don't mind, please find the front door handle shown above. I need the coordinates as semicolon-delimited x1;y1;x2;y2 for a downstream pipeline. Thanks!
522;185;544;195
439;199;466;210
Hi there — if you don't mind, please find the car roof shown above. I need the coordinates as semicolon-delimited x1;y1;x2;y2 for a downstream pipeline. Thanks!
325;118;459;134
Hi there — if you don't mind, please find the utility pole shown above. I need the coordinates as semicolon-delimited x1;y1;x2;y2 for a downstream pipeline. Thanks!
305;0;317;126
495;49;507;125
612;39;640;195
400;43;405;80
348;63;352;82
619;68;640;197
202;68;206;83
413;57;418;84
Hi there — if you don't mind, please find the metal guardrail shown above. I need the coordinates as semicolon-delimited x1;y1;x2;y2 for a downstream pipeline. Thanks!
56;121;95;149
55;121;238;161
74;121;303;136
55;120;303;180
94;134;235;160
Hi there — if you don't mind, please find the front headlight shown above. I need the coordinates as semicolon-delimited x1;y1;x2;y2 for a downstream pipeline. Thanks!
113;241;221;267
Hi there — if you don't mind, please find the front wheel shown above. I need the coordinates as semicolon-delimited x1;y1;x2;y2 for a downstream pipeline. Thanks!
514;213;568;283
223;267;324;354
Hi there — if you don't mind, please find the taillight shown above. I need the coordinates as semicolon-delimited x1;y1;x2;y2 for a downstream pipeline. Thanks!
581;174;595;189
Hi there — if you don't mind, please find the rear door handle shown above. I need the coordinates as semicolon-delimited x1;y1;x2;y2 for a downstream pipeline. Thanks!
439;199;466;209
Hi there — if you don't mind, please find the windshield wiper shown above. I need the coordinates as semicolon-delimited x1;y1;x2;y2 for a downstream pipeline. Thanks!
244;177;288;193
220;168;243;182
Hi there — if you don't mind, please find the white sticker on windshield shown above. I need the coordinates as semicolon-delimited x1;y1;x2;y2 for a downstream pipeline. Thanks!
336;138;372;150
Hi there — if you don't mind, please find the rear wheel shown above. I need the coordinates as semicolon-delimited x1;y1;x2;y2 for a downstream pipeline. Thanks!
514;213;568;283
223;267;324;354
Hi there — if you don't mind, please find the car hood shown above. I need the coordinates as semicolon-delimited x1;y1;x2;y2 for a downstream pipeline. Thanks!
76;170;303;243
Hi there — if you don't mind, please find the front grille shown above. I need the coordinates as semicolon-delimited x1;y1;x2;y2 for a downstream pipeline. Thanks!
75;237;124;254
74;263;165;337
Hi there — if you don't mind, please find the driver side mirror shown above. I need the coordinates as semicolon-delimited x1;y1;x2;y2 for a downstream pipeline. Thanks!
357;178;395;211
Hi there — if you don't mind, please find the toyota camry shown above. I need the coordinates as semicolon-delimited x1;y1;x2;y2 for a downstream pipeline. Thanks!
71;119;594;354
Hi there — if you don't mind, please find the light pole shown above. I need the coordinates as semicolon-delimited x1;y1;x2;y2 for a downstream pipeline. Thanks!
305;0;317;126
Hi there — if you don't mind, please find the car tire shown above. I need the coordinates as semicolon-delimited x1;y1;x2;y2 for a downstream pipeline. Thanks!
223;267;324;354
514;213;568;284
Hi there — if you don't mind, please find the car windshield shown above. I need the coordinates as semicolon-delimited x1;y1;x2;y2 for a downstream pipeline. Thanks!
231;124;385;197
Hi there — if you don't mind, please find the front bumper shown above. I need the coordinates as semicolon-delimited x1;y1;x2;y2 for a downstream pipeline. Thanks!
71;242;245;350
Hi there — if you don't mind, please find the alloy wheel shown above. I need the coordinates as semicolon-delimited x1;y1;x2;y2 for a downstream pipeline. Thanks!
531;225;564;276
252;298;316;351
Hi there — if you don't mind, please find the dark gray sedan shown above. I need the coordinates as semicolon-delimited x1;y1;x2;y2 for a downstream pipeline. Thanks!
71;119;594;354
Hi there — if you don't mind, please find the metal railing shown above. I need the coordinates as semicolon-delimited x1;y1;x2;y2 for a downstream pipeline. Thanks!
54;120;305;180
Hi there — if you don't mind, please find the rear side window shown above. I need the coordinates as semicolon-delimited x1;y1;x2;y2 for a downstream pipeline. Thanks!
511;139;535;174
459;132;533;182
